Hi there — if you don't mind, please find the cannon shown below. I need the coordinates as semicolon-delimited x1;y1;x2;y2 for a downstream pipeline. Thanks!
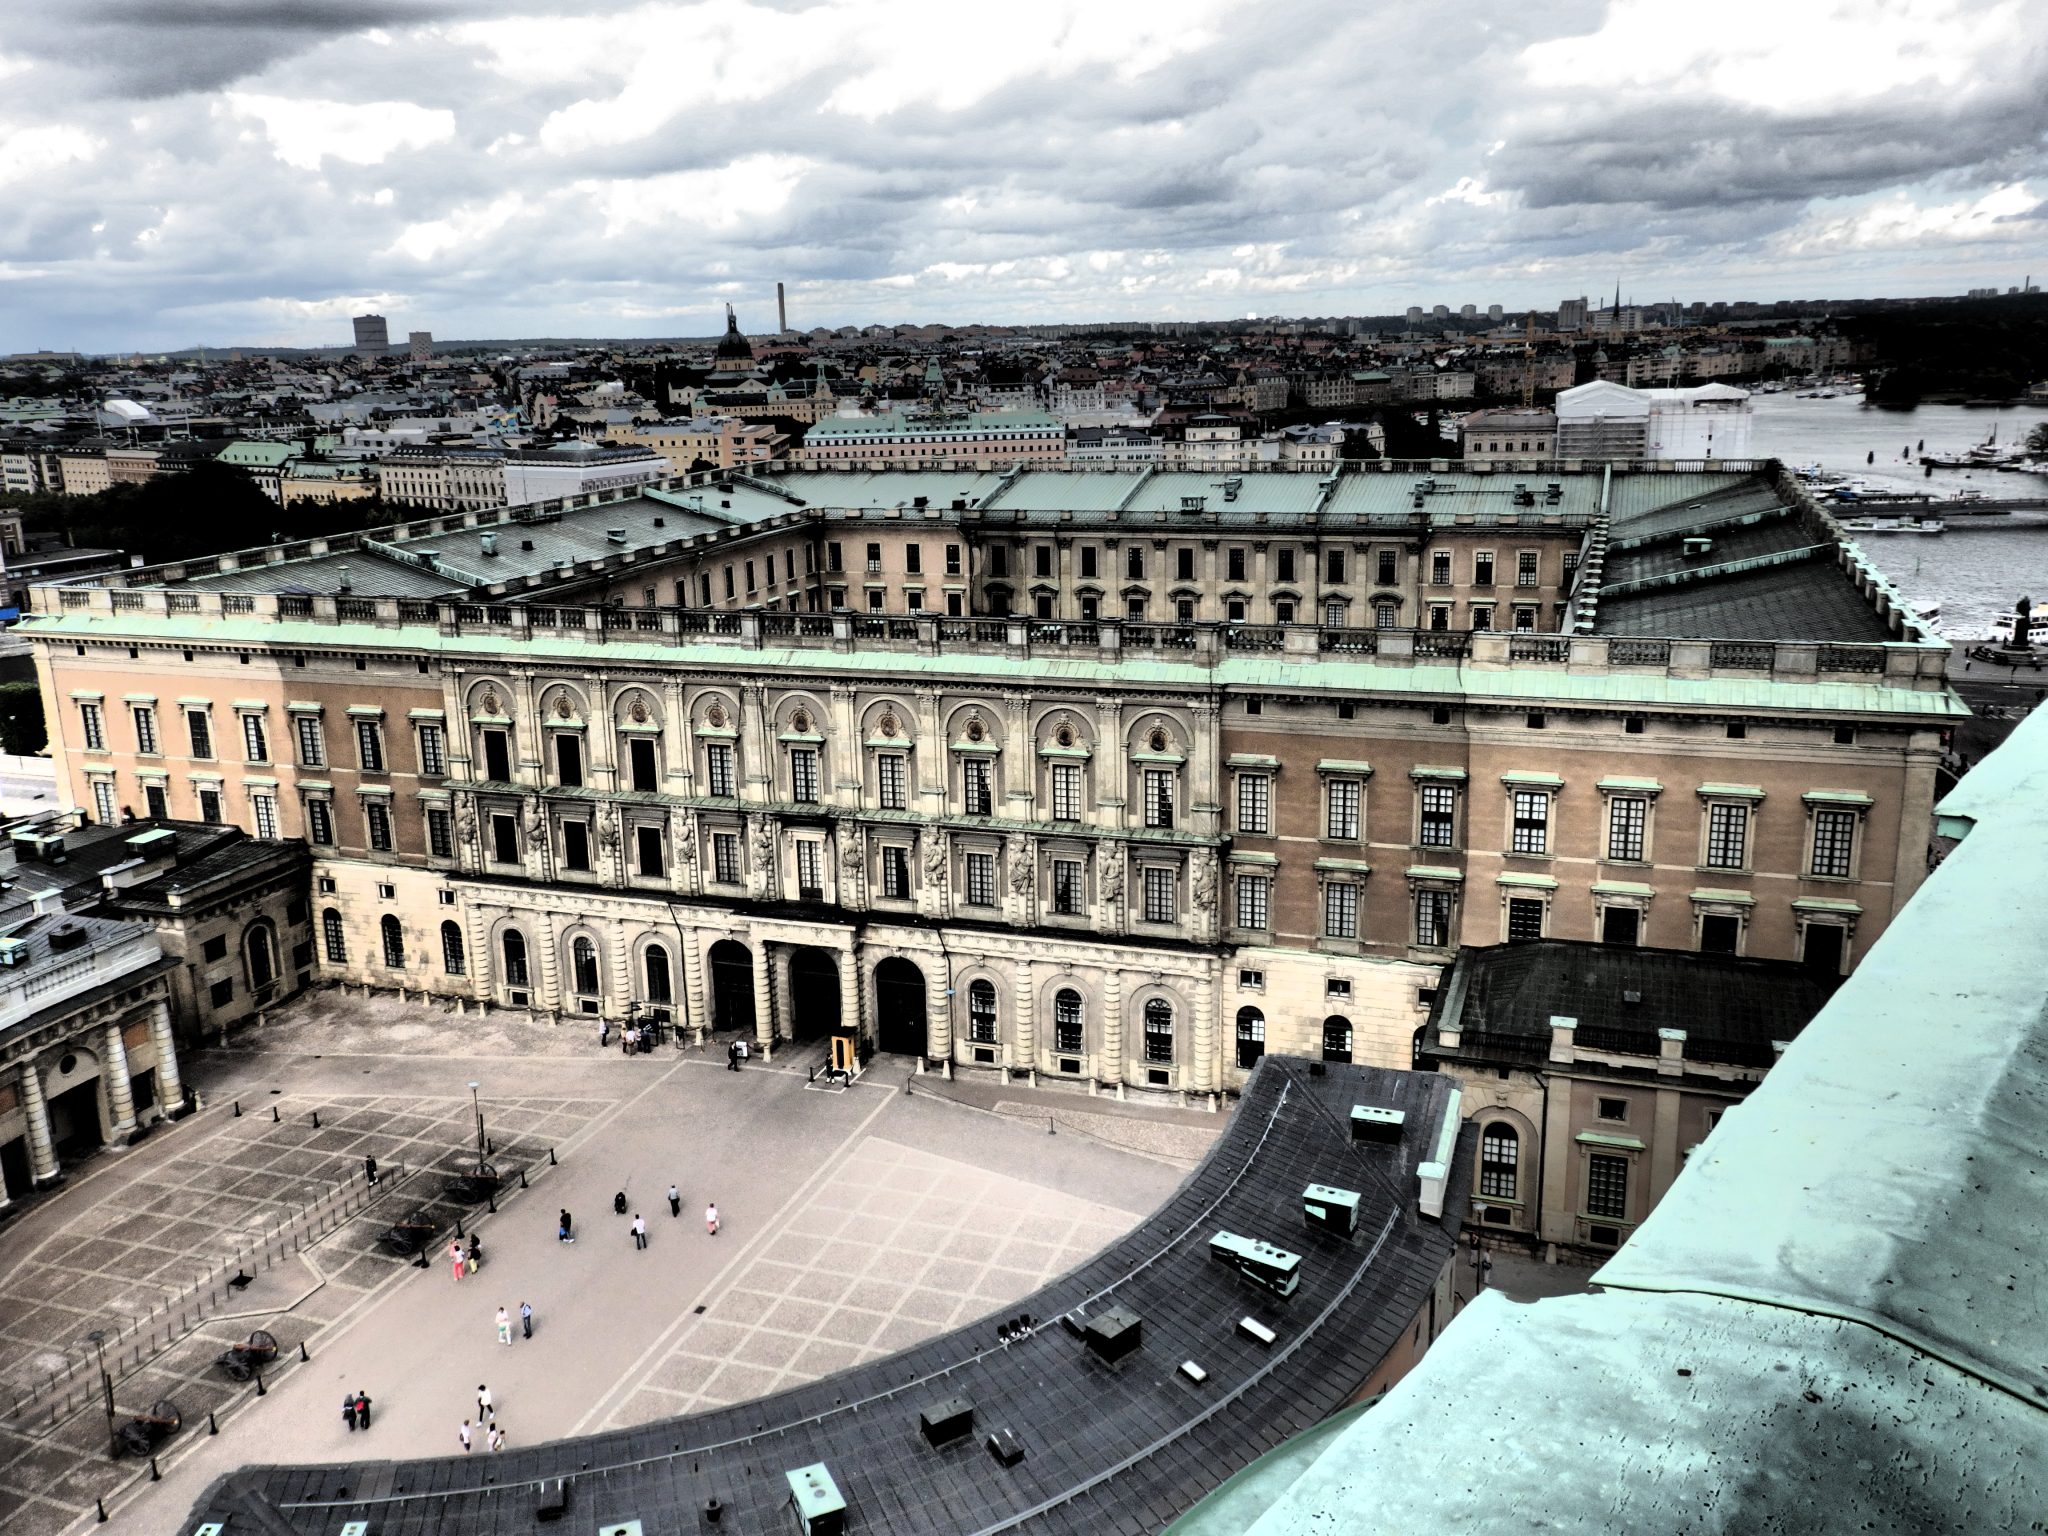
442;1162;501;1205
214;1329;279;1382
116;1398;181;1457
377;1209;439;1257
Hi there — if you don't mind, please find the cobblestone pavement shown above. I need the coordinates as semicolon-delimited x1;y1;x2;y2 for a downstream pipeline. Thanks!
0;991;1206;1536
599;1135;1136;1428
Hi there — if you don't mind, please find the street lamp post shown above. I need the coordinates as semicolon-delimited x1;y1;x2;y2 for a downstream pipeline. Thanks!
87;1329;116;1458
467;1080;486;1167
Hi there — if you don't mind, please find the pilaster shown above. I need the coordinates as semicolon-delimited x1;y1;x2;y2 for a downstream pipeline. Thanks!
102;1020;138;1145
19;1063;58;1185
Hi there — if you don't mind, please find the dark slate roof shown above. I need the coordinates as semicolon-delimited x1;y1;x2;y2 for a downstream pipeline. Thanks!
1595;553;1897;642
1430;940;1831;1065
187;1058;1470;1536
1603;511;1816;586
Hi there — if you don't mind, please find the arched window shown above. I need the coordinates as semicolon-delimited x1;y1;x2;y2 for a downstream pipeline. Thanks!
321;908;346;965
1235;1005;1266;1070
246;922;277;992
1480;1123;1519;1202
1054;988;1084;1053
1322;1014;1353;1065
644;944;673;1004
571;935;601;997
380;914;404;968
967;979;998;1044
441;921;465;976
501;929;529;987
1143;997;1174;1063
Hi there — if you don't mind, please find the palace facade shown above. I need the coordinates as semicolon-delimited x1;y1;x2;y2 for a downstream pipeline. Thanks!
27;460;1957;1111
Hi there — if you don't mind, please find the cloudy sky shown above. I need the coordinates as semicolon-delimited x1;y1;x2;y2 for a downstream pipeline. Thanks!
1;0;2043;351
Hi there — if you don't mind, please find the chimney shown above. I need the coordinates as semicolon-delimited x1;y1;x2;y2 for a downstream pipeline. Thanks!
777;281;788;335
336;564;352;592
480;532;498;557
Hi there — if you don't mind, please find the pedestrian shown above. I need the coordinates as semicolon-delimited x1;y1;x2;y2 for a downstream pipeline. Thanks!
465;1240;479;1277
667;1183;681;1218
489;1422;505;1453
520;1300;533;1339
496;1306;512;1345
613;1190;628;1216
600;1018;610;1049
355;1390;372;1429
343;1394;357;1432
726;1039;739;1071
458;1418;473;1454
632;1212;648;1250
705;1201;719;1236
478;1383;494;1421
364;1155;379;1187
450;1240;465;1283
558;1208;574;1244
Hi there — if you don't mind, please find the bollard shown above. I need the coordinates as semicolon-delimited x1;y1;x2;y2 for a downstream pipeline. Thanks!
487;1193;496;1214
300;1341;310;1362
256;1371;266;1396
519;1170;527;1190
1048;1115;1056;1136
233;1100;241;1117
455;1216;464;1239
150;1458;160;1482
97;1499;107;1523
209;1412;218;1435
272;1106;280;1123
312;1110;320;1129
548;1147;556;1166
486;1137;494;1155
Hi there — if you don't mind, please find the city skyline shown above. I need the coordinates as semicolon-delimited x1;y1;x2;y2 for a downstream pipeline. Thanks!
1;0;2044;352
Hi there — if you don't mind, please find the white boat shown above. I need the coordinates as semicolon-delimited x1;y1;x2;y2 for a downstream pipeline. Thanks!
1989;611;2048;648
1840;515;1945;535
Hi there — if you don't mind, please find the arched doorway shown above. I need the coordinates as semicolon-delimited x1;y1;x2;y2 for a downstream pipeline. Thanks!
707;940;755;1035
873;956;927;1056
44;1050;105;1159
787;948;840;1042
245;921;277;996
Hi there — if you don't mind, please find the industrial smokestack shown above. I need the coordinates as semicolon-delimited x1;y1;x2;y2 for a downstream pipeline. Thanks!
777;282;787;335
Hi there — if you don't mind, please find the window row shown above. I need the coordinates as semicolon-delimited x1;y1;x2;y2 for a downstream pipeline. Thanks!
76;699;445;777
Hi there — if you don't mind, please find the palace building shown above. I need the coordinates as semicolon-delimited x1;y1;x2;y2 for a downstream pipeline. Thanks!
26;459;1958;1107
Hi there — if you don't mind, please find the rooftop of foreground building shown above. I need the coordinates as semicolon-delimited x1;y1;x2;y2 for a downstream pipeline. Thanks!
1168;702;2048;1535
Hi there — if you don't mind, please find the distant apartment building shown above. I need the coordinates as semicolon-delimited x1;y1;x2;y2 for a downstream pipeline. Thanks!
104;446;162;486
1557;297;1590;331
280;460;378;505
1475;356;1576;400
408;331;434;362
352;314;390;357
501;443;671;507
798;410;1067;470
216;441;297;503
1460;409;1558;466
1067;425;1162;466
1555;381;1753;461
377;446;507;513
630;417;789;472
57;446;112;496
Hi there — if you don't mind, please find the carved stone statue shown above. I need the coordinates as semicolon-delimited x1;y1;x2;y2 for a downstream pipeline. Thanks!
596;804;620;855
455;797;477;848
837;820;864;900
751;815;776;869
1098;848;1124;903
1008;836;1035;896
1190;850;1218;914
674;812;697;864
922;830;948;885
524;798;545;839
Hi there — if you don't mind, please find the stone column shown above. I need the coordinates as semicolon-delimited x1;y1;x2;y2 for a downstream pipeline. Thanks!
0;1142;10;1210
837;947;861;1046
20;1063;58;1184
1013;958;1036;1072
1188;697;1222;837
739;682;772;802
926;950;952;1063
680;925;707;1040
1191;967;1216;1098
1092;696;1125;829
102;1020;138;1144
1099;968;1123;1094
751;940;775;1057
1002;692;1032;817
829;685;860;801
914;689;945;812
149;998;186;1116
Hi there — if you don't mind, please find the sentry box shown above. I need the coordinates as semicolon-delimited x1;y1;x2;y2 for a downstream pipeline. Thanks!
1302;1183;1361;1237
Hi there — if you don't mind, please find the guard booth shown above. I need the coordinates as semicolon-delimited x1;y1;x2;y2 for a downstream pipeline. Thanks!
829;1023;860;1079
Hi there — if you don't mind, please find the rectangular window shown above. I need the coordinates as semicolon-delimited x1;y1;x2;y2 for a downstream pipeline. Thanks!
1052;857;1083;915
1326;779;1361;841
1511;790;1550;855
563;820;591;872
866;542;882;573
1607;797;1647;861
133;706;158;755
1325;549;1345;584
945;543;961;575
552;732;581;788
1377;549;1397;586
745;559;757;593
1177;547;1196;580
827;541;843;573
1143;768;1175;829
1125;546;1144;580
144;782;168;819
905;543;922;575
790;747;819;803
1226;547;1246;581
1323;882;1359;938
197;786;223;824
1517;550;1540;587
1236;873;1271;930
90;777;116;822
793;837;821;894
426;805;452;858
1811;809;1856;878
1144;1005;1173;1063
1276;549;1296;583
965;850;997;906
989;545;1009;578
1480;1126;1518;1199
1415;888;1453;947
1034;544;1053;578
79;701;106;751
1237;773;1271;835
881;844;910;899
241;713;268;763
357;719;385;772
306;798;334;845
291;715;322;767
705;742;735;797
627;736;658;792
1430;550;1451;586
489;812;517;864
187;709;213;759
1079;545;1098;578
251;792;278;840
1474;552;1495;586
878;753;907;811
1418;784;1456;847
1142;866;1175;923
635;825;664;877
713;831;741;884
1507;897;1545;941
1706;803;1749;870
1051;761;1082;822
366;799;393;852
1586;1153;1629;1220
962;758;992;816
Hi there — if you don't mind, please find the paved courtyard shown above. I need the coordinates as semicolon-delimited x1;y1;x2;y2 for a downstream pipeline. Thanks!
0;991;1216;1535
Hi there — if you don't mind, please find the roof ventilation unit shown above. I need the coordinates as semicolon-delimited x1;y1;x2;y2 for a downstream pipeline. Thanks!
1683;536;1713;557
606;528;628;544
1209;1231;1302;1297
1349;1105;1406;1144
1180;494;1206;513
479;533;498;556
919;1395;974;1447
1303;1183;1361;1237
784;1465;846;1536
1082;1305;1143;1363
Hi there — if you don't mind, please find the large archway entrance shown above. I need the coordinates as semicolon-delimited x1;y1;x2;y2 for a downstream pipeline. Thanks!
707;940;755;1035
44;1052;105;1159
873;957;927;1056
787;948;840;1042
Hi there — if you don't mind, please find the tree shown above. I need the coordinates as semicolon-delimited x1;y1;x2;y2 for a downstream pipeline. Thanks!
0;681;46;755
2026;423;2048;456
